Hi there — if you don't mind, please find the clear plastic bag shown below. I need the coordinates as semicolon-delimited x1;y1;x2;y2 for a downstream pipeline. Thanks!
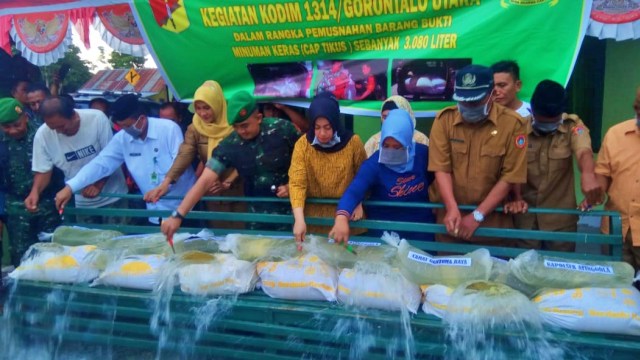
508;250;635;295
223;234;298;262
392;237;492;286
41;226;123;246
9;242;100;283
304;235;397;269
178;253;257;296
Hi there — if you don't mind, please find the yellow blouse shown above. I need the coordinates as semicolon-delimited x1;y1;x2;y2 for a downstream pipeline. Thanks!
288;135;367;234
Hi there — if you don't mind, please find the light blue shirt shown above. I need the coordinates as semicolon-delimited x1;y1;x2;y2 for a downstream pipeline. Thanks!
67;117;196;218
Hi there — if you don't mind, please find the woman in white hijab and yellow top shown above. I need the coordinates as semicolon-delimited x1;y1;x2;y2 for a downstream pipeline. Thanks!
363;95;429;157
145;80;244;225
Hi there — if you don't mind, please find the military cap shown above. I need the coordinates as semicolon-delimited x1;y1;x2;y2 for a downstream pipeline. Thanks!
0;98;25;124
227;91;257;125
453;64;494;102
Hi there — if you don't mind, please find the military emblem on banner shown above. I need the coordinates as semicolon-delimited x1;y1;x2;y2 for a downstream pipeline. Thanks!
150;0;190;33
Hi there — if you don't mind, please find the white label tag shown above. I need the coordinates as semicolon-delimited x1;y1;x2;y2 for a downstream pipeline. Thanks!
407;251;471;267
347;241;381;247
543;260;614;275
327;239;381;247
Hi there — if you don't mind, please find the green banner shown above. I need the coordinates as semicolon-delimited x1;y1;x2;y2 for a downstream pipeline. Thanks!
133;0;589;115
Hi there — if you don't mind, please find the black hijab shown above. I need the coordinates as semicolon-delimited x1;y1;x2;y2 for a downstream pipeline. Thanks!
306;92;354;153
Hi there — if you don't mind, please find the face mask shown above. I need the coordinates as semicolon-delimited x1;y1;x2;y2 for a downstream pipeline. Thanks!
458;102;489;124
532;118;562;135
312;132;341;148
124;116;144;138
379;147;409;165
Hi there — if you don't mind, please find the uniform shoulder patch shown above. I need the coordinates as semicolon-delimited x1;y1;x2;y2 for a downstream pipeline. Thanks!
515;134;526;149
572;125;585;136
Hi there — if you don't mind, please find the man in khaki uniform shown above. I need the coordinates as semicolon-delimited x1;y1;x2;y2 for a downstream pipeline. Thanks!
594;87;640;271
506;80;601;252
429;64;528;247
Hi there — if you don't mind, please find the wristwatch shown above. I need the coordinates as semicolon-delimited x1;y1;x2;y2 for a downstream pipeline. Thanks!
171;210;185;220
472;210;485;223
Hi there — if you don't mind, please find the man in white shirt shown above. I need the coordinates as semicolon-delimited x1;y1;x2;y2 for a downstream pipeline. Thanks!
491;60;531;118
55;94;196;224
25;96;128;224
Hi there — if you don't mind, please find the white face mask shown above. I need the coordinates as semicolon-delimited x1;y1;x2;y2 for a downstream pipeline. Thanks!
311;132;341;148
458;101;489;123
378;147;408;165
532;117;563;135
123;116;144;138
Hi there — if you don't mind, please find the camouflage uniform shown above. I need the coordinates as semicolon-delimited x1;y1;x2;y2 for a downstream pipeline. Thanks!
0;121;64;266
26;109;43;127
206;117;300;230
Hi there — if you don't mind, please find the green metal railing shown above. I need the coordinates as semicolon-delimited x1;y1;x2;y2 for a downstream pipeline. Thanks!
60;192;623;260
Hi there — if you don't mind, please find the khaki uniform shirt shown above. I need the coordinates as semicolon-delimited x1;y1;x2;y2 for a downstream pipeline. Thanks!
428;104;527;239
595;119;640;246
429;103;528;204
516;114;592;231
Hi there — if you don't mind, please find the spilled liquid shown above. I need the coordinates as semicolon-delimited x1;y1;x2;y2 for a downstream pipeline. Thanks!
443;281;584;360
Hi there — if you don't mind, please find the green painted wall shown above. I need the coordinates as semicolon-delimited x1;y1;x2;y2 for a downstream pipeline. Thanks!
602;39;640;136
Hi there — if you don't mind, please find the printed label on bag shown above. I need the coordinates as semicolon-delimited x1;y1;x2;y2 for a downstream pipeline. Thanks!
408;251;471;267
544;260;614;275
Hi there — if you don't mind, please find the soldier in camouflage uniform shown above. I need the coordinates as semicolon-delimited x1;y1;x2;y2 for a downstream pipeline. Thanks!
161;91;300;237
0;98;64;266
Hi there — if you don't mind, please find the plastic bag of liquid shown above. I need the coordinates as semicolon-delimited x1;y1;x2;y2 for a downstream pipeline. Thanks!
533;287;640;336
9;242;99;283
304;235;398;269
386;234;492;286
223;234;298;262
488;257;510;284
508;250;635;294
445;281;539;324
421;284;454;319
257;254;338;301
91;254;166;290
337;263;421;313
39;226;123;246
99;232;193;256
178;252;257;296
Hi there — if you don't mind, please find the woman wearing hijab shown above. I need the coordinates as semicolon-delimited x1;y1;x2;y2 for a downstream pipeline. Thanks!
289;92;367;246
329;109;435;243
363;95;429;157
145;80;243;226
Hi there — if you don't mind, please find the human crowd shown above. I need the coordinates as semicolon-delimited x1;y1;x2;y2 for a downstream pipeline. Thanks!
1;61;639;275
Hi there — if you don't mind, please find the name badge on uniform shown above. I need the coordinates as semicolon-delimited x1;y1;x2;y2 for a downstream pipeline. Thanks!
450;138;465;143
129;152;142;157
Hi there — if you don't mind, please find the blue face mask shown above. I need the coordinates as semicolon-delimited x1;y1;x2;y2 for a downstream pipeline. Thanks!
312;132;341;148
458;102;489;124
532;118;562;135
123;116;144;138
378;147;409;166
